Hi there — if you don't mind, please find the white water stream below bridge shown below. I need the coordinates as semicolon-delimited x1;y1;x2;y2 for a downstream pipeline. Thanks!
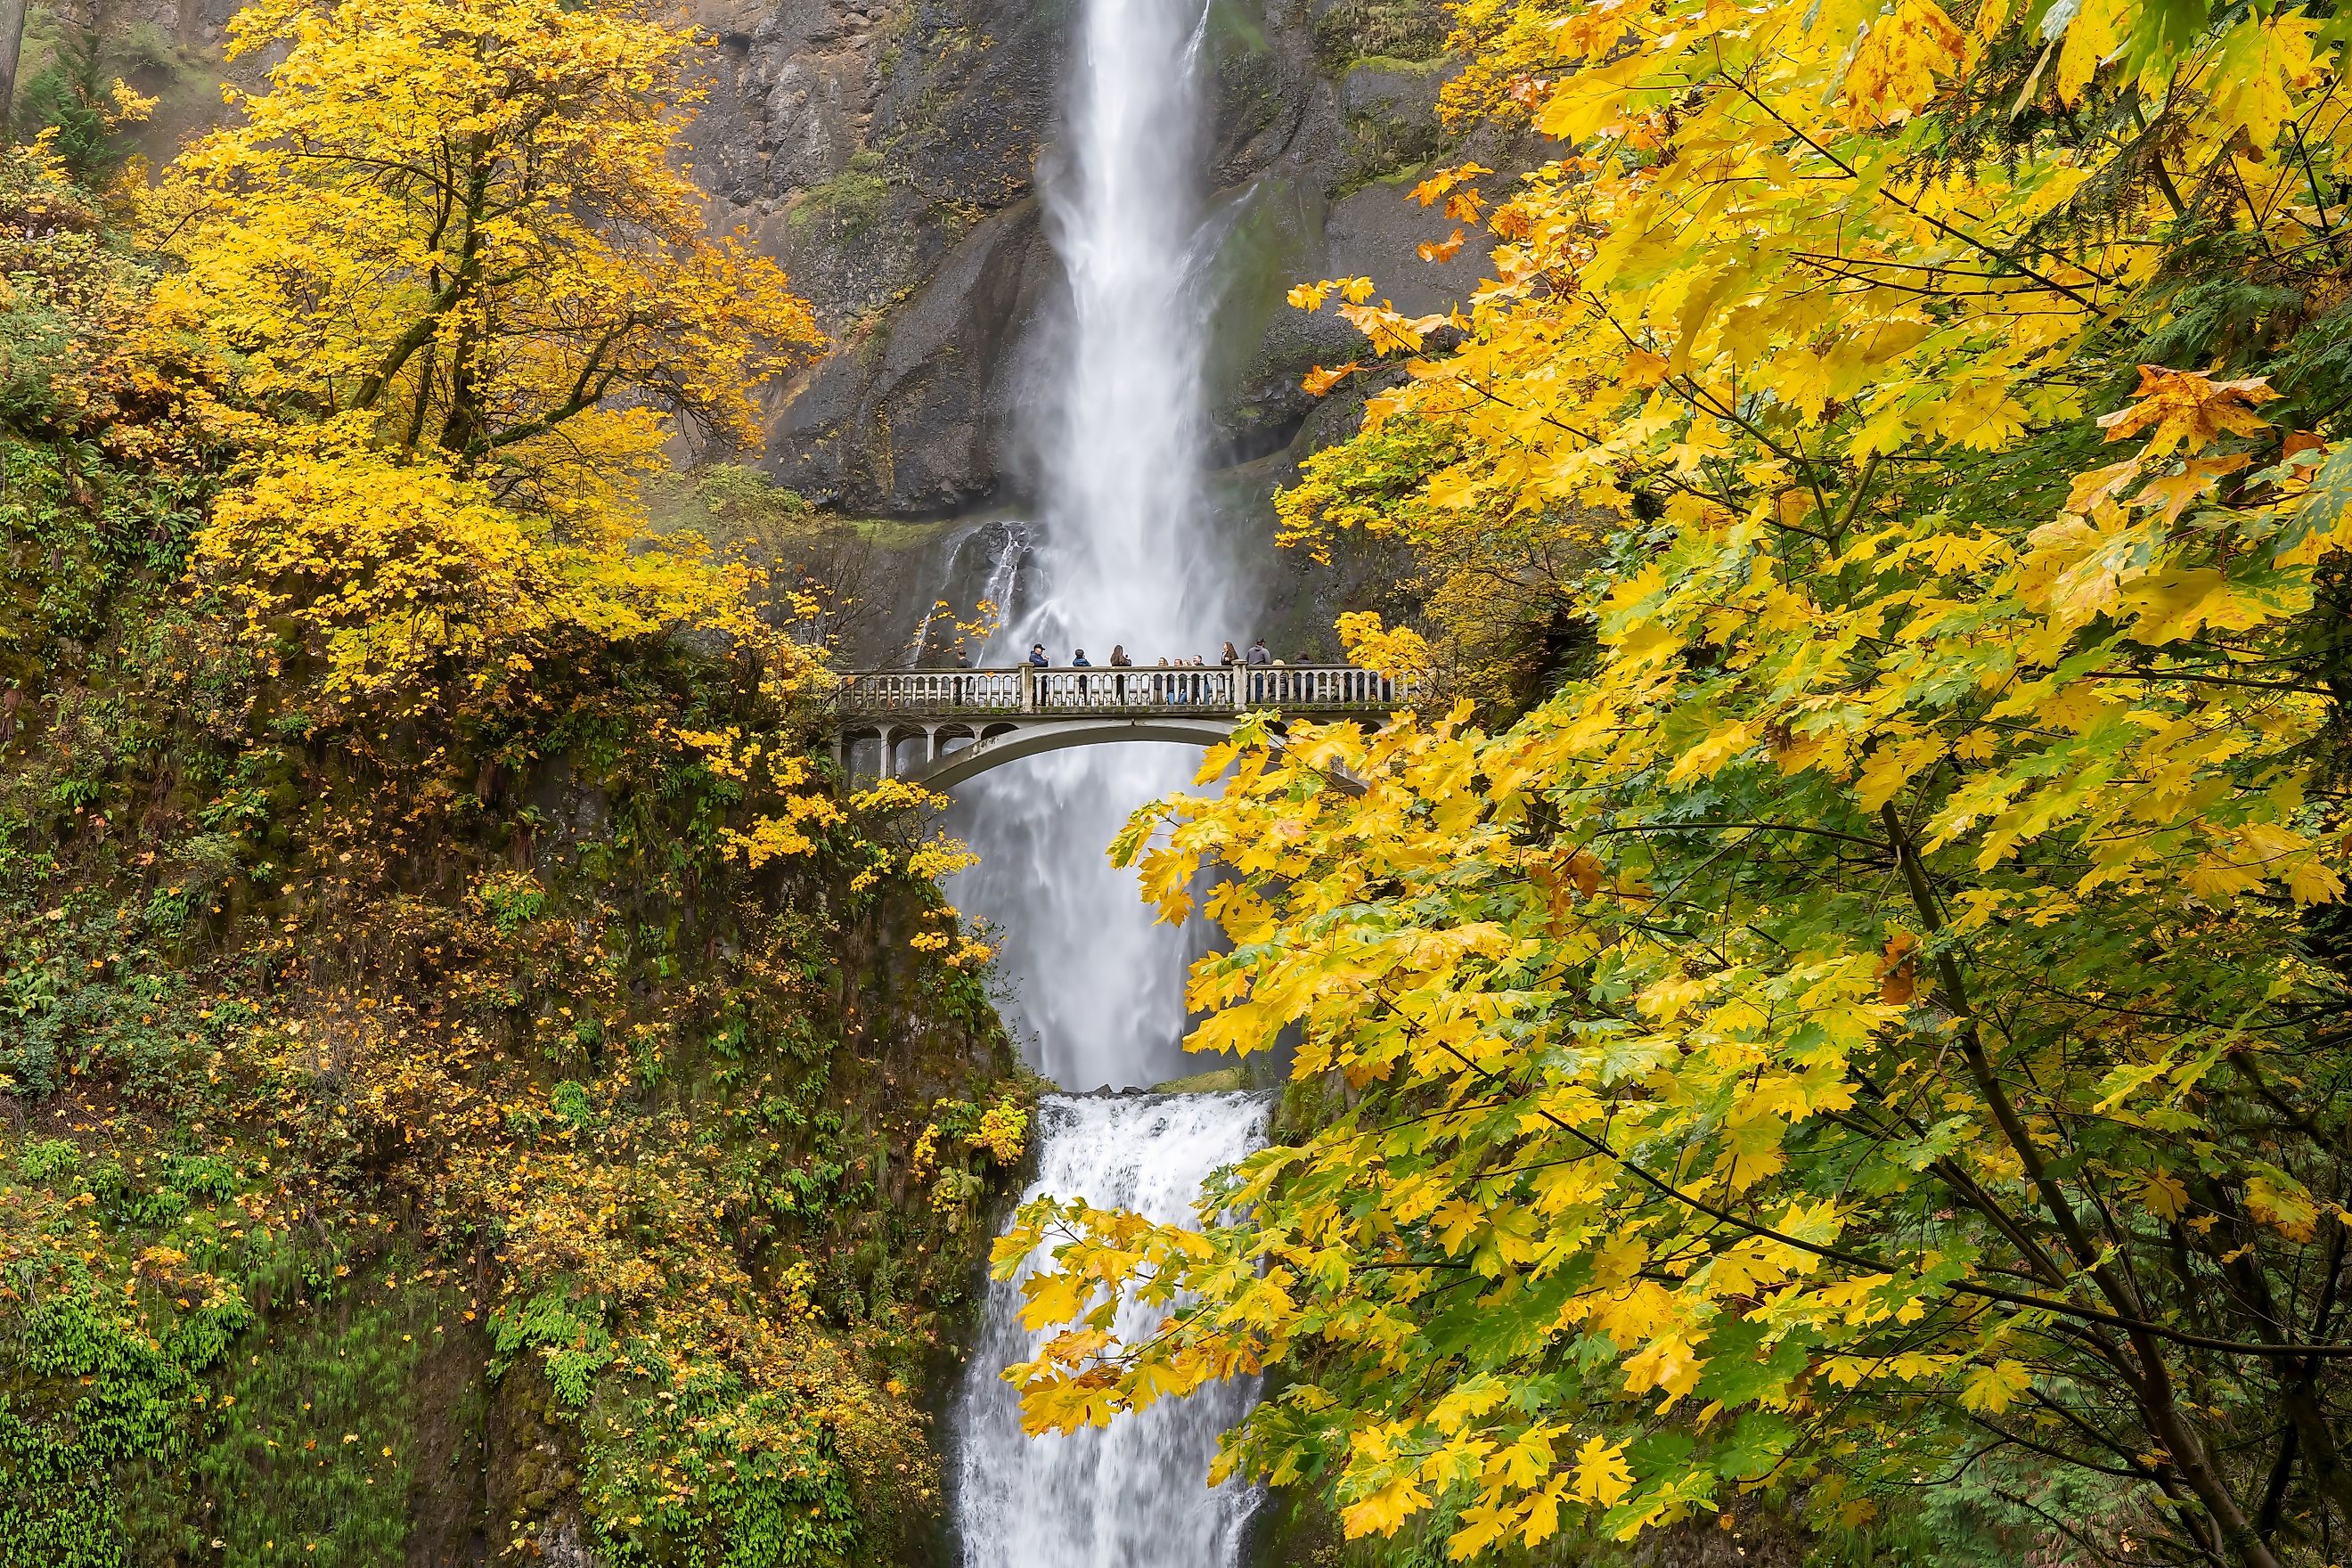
953;1094;1270;1567
938;0;1271;1561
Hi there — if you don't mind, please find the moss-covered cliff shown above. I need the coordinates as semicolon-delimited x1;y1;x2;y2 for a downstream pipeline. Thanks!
0;480;1032;1563
0;137;1029;1568
0;498;1033;1564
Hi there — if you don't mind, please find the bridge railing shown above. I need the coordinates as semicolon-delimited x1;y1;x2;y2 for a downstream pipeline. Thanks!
836;665;1419;718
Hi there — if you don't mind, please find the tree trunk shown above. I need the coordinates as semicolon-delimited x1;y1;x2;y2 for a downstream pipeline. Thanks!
0;0;31;139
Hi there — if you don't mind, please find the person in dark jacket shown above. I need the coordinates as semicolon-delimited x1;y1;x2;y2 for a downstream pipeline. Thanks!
1027;643;1049;667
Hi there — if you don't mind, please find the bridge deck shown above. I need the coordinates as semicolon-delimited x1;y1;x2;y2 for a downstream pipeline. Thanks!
837;664;1413;721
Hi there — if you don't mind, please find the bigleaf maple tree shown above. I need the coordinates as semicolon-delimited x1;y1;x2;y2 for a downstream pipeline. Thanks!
994;1;2352;1564
151;0;818;511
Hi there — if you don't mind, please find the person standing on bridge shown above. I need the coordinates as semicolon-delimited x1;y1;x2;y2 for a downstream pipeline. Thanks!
1027;642;1049;667
1220;641;1240;667
1071;648;1091;705
1110;644;1131;704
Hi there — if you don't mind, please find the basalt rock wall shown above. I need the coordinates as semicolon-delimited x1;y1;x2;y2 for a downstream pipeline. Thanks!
680;0;1524;519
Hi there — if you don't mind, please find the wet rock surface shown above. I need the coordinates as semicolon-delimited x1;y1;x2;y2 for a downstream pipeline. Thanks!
674;0;1507;517
150;0;1499;521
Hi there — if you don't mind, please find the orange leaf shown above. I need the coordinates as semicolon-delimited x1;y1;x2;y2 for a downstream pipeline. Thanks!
1303;362;1360;396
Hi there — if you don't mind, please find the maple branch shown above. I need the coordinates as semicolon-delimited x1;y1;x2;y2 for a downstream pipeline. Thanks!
1725;81;2112;311
1384;992;2352;1358
2087;670;2340;698
1581;820;1891;852
1877;804;2282;1567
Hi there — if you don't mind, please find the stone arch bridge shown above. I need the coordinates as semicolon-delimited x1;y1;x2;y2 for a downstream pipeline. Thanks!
834;665;1418;790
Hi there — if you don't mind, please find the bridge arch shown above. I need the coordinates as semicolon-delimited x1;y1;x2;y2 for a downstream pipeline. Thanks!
921;716;1239;790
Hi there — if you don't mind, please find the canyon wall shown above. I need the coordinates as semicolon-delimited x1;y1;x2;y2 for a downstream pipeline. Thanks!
677;0;1501;519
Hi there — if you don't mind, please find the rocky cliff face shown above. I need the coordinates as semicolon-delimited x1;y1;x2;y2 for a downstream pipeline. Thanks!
682;0;1068;516
138;0;1512;532
135;0;1515;653
681;0;1523;523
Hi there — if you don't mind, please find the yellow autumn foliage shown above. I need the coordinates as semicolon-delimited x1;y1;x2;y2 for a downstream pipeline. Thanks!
994;1;2352;1564
151;0;819;507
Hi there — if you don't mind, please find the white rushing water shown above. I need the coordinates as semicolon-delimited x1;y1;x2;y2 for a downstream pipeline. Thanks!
942;0;1239;1092
955;1093;1270;1568
942;4;1272;1563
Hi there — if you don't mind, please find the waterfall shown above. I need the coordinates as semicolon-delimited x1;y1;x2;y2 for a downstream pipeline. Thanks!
905;519;1033;665
954;1093;1270;1567
941;0;1237;1092
939;2;1271;1560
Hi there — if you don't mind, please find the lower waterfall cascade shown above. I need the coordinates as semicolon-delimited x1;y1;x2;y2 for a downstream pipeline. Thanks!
952;1093;1271;1568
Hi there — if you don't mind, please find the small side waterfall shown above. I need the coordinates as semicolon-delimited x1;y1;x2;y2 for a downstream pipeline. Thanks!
954;1094;1270;1567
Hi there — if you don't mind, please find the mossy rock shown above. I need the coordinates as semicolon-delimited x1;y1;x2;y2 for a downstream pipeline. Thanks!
1150;1066;1252;1094
1314;0;1452;76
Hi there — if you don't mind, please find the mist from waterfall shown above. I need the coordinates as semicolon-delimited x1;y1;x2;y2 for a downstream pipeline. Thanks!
942;0;1235;1093
953;1093;1269;1568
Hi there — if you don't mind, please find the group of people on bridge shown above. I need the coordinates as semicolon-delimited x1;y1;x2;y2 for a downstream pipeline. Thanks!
911;637;1315;708
1003;638;1283;672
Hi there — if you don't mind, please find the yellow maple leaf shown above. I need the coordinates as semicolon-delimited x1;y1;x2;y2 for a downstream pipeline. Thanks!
1572;1436;1633;1506
2097;365;2277;455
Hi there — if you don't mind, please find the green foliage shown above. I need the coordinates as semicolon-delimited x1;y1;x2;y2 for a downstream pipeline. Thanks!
688;462;816;531
170;1275;446;1568
0;1272;250;1566
788;151;894;237
1316;0;1453;73
475;867;548;931
489;1287;617;1408
15;1136;78;1181
19;27;137;186
0;1159;255;1568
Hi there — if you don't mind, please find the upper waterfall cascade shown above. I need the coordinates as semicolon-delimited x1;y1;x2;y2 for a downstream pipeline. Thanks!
933;0;1234;1093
